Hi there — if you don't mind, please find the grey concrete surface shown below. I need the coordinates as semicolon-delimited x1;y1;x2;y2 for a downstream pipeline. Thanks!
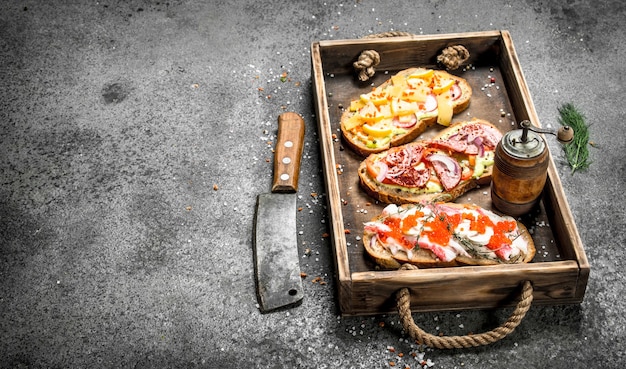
1;1;625;368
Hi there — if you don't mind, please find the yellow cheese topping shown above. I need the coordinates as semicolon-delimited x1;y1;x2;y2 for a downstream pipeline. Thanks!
345;69;459;147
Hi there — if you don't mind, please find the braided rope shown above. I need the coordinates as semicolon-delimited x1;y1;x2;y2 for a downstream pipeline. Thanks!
353;50;380;82
353;32;414;81
362;31;415;39
396;264;533;349
436;45;470;70
352;32;469;81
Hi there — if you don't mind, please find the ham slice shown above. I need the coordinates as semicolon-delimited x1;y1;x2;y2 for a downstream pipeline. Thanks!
418;235;457;262
428;154;461;191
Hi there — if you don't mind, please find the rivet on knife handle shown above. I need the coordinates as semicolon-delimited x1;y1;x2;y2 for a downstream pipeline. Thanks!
272;112;305;193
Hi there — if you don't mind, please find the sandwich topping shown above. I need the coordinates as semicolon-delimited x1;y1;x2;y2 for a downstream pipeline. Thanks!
364;203;531;263
343;68;465;149
364;121;502;194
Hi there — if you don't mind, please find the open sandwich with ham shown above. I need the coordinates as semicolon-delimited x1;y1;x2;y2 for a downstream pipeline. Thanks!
358;119;502;204
363;202;536;269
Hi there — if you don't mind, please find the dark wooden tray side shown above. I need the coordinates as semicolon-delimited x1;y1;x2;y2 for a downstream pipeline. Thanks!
311;31;589;316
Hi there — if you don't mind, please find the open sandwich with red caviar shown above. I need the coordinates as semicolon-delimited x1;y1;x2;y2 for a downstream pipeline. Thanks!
363;202;536;269
340;67;472;156
358;119;502;204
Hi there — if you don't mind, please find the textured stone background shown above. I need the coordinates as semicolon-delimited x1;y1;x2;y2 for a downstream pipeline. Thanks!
1;1;624;368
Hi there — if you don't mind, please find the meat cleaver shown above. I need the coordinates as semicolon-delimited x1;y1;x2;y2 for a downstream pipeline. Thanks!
254;112;305;313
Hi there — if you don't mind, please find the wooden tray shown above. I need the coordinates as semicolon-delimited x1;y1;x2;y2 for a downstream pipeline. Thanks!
311;30;589;316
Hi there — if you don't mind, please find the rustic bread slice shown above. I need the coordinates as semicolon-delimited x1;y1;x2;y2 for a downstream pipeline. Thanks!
363;203;536;269
364;234;451;269
358;119;502;204
340;110;436;157
340;68;472;157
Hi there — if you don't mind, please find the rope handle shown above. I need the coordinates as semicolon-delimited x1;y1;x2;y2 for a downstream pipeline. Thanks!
353;32;470;81
395;277;533;349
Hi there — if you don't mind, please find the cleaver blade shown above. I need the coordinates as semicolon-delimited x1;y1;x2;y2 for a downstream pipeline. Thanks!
254;112;305;313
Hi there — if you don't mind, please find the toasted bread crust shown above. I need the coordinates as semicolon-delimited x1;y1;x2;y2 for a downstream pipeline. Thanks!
341;111;436;157
358;119;500;204
363;203;536;269
340;68;472;157
363;231;460;268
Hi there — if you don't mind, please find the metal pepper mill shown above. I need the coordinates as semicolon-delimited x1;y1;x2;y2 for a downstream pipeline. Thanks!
491;120;574;216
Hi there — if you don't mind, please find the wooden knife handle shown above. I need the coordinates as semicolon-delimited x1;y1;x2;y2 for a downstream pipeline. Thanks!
272;112;305;193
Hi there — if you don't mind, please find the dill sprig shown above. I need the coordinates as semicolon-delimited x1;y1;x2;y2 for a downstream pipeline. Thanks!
557;103;591;174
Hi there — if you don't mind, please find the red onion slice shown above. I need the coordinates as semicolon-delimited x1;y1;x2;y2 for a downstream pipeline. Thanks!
429;154;462;191
374;161;389;182
428;154;460;175
473;136;485;157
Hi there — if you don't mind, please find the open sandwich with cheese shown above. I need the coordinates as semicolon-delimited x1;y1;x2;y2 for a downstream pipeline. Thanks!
341;67;472;156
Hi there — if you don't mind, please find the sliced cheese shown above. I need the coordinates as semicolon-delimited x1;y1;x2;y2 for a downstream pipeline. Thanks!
344;113;362;131
390;98;419;116
436;93;453;126
408;68;434;81
359;102;392;123
363;120;394;138
432;79;455;94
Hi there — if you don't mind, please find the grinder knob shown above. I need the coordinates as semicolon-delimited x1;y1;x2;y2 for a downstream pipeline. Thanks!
557;126;574;143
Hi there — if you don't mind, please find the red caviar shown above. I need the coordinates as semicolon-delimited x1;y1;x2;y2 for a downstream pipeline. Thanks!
487;220;517;250
470;213;494;234
378;208;518;252
401;211;424;233
423;212;461;246
381;217;413;249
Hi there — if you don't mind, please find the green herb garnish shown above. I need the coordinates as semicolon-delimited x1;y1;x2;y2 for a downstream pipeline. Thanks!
558;103;592;174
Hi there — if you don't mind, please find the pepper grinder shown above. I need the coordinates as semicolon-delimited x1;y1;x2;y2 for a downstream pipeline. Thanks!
491;120;574;216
